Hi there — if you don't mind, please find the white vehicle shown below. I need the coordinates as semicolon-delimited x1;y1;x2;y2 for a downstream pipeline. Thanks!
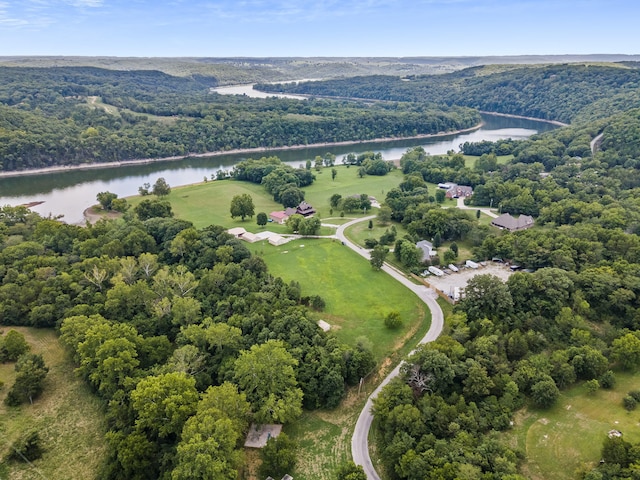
428;266;445;277
465;260;479;269
448;264;459;272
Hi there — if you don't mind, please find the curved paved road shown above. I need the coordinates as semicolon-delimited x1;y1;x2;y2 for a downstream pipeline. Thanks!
336;217;445;480
456;197;499;218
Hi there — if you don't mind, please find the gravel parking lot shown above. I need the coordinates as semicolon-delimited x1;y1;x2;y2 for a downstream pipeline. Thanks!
424;262;515;297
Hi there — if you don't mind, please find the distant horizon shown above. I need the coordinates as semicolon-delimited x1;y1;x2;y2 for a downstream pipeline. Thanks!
1;54;639;62
0;1;638;57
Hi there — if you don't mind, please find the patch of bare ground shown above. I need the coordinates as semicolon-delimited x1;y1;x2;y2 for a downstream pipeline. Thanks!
82;206;122;225
241;448;262;480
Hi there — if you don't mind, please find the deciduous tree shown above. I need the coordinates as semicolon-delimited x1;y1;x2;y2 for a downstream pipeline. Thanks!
131;372;199;439
97;191;118;210
152;177;171;197
5;353;48;406
258;433;297;480
233;340;303;424
611;333;640;370
370;244;389;270
229;194;255;221
0;329;29;362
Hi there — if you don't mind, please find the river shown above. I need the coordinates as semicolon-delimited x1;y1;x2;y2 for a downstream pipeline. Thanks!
0;114;556;224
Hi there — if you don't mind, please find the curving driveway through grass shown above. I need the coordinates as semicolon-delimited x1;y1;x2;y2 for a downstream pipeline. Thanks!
336;216;445;480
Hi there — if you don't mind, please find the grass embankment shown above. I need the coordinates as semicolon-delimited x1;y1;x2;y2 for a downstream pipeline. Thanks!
0;327;106;480
507;372;640;480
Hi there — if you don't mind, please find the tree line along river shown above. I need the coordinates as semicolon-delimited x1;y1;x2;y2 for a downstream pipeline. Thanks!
0;114;556;224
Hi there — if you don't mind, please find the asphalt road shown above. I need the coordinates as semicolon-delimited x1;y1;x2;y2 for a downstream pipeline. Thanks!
336;217;445;480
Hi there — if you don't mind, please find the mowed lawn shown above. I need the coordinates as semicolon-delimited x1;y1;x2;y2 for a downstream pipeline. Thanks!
127;164;405;230
507;372;640;480
128;179;285;231
0;327;106;480
299;165;403;216
249;237;429;362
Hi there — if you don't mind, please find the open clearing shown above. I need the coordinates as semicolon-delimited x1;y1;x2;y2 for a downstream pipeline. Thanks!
506;372;640;480
249;237;429;361
0;327;106;480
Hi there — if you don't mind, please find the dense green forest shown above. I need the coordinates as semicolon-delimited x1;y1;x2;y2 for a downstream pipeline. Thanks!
258;63;640;124
0;66;478;171
366;96;640;479
0;207;377;478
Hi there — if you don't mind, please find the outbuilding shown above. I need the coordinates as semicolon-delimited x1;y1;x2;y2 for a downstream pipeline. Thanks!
269;234;288;246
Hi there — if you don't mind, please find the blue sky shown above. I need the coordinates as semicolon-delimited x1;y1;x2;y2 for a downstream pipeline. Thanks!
0;0;638;57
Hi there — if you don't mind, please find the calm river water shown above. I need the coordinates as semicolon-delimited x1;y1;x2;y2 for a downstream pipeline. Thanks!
0;114;556;224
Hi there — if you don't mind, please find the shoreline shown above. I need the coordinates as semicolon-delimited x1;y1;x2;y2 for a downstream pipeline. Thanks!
477;111;569;127
0;124;484;179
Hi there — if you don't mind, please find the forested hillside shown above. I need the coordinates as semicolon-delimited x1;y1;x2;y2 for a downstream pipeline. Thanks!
0;66;478;172
259;63;640;124
366;96;640;479
0;208;378;478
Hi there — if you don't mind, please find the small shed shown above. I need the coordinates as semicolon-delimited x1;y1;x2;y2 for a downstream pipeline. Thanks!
228;227;247;238
269;234;288;246
317;320;331;332
244;423;283;448
240;231;259;243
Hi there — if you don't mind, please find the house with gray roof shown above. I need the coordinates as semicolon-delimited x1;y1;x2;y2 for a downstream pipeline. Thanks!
416;240;438;262
491;213;534;231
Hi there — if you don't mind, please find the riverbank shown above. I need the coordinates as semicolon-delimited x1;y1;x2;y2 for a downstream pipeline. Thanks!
477;111;569;127
0;123;483;179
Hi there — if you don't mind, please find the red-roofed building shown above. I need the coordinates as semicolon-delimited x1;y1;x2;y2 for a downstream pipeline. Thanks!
269;211;289;224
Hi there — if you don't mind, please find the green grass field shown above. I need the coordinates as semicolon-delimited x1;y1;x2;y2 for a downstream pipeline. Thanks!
0;327;106;480
129;179;285;231
300;165;402;216
249;237;428;362
507;373;640;480
127;165;406;231
463;154;514;169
